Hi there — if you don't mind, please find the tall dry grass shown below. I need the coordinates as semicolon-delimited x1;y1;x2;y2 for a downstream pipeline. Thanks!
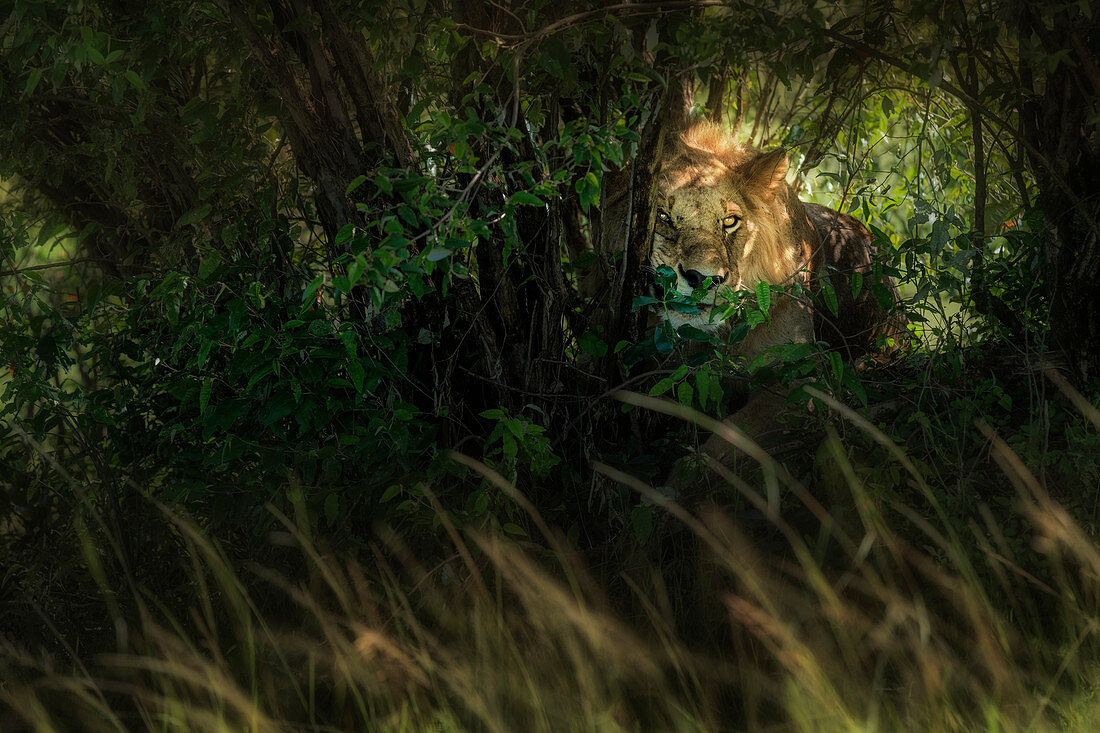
4;382;1100;732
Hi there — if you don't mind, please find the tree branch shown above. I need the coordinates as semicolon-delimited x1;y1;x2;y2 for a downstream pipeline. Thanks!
0;258;148;279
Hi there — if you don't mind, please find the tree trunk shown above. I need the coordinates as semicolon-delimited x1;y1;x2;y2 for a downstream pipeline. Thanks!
218;0;412;249
1020;4;1100;382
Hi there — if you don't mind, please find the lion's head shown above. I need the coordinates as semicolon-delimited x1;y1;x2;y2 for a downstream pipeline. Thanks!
648;123;817;335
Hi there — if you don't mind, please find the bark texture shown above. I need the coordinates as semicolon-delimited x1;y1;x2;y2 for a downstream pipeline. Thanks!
1020;2;1100;381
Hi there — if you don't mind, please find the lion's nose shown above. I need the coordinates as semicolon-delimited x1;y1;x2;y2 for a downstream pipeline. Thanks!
678;265;728;290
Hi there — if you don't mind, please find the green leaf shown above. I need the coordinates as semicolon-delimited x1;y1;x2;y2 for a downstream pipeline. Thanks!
503;417;525;439
575;171;600;211
510;191;543;206
196;338;213;368
652;324;674;354
654;264;677;290
648;377;675;396
124;70;145;89
676;324;717;343
25;68;43;96
676;380;694;407
347;254;366;287
348;359;365;392
503;523;527;537
177;205;211;229
850;271;863;300
199;378;213;414
828;351;843;383
373;173;393;195
755;281;771;314
246;364;274;391
842;366;868;406
335;223;355;245
197;252;222;281
302;276;324;305
666;297;701;314
695;368;711;409
930;219;950;254
324;494;339;525
578;332;608;357
345;175;368;195
927;66;943;89
822;283;839;317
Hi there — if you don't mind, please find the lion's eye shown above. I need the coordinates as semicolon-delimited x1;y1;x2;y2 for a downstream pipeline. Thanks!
657;211;671;224
722;214;741;230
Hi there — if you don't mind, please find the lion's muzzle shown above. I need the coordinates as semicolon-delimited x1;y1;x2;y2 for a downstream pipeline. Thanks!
678;264;728;291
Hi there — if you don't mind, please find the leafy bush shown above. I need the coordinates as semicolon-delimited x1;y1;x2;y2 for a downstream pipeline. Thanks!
3;4;1100;728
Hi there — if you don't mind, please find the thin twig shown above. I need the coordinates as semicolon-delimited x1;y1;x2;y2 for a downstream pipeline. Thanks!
455;1;722;46
0;257;129;279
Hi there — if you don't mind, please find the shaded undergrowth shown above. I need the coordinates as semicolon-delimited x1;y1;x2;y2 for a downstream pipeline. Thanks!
4;365;1100;732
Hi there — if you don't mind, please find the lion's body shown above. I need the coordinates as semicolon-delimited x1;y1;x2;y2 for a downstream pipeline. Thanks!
649;123;905;365
646;123;906;462
805;202;908;359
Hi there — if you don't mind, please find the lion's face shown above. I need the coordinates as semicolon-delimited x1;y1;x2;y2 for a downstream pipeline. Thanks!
650;173;748;332
648;133;791;334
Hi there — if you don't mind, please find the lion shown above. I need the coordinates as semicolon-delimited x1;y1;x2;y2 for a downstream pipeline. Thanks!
648;122;907;461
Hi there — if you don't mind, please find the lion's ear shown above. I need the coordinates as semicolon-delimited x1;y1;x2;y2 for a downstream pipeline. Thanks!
739;149;789;199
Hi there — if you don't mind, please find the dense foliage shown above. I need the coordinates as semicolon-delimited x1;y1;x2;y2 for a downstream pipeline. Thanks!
3;1;1100;729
